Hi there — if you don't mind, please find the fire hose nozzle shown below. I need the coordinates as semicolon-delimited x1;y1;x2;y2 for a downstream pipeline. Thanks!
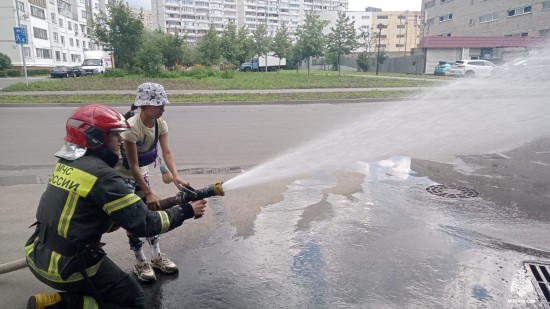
158;182;225;212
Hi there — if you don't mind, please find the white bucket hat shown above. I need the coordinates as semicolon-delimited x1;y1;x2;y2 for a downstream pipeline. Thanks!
134;82;170;106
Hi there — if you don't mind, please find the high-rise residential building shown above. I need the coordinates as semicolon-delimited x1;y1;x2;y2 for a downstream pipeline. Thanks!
150;0;349;42
130;8;154;30
318;7;373;53
421;0;550;38
0;0;108;69
371;10;422;55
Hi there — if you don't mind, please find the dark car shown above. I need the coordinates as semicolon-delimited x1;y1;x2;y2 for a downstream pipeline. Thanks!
50;66;86;78
50;66;72;78
70;66;86;77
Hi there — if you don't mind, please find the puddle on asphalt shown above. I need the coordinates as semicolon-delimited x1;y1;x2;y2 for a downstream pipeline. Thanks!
146;154;550;308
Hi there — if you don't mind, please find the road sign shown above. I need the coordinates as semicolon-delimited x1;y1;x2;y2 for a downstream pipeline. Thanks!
14;27;27;44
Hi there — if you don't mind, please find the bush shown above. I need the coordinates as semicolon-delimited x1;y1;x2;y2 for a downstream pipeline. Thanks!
220;69;236;79
27;69;50;76
0;52;12;70
357;54;370;72
104;68;126;77
6;69;21;77
184;65;208;79
0;71;6;78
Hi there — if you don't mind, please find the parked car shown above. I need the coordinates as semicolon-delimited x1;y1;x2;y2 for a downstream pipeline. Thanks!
50;66;72;78
51;66;86;78
448;59;496;77
434;61;452;75
70;66;86;77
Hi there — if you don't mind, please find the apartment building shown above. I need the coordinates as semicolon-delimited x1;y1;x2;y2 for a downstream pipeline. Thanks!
150;0;349;42
0;0;107;69
372;10;422;55
422;0;550;37
130;8;154;30
318;8;373;53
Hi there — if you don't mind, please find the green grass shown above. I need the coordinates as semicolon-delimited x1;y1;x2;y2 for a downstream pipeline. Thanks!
0;90;417;104
2;70;436;92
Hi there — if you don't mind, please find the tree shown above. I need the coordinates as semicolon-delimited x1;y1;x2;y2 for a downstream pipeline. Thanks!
236;26;255;65
0;52;12;70
326;11;359;75
295;11;329;75
252;23;270;72
136;32;164;77
220;22;240;66
91;0;144;69
162;32;187;69
272;24;292;72
287;43;303;73
356;53;369;72
197;24;221;66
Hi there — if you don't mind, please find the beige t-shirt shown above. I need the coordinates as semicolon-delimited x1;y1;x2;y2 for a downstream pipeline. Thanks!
116;114;168;179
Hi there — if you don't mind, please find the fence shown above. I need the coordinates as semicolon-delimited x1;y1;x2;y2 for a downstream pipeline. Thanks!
302;54;427;75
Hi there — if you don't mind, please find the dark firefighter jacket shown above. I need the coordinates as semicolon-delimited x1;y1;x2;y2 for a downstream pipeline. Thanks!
24;151;193;284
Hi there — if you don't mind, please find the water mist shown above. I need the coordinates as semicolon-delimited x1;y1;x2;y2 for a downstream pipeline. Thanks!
222;49;550;192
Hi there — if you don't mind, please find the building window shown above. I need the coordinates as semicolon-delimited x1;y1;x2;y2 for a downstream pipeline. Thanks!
29;0;46;8
508;6;532;17
441;0;452;3
55;50;61;61
543;1;550;10
61;36;65;45
439;13;453;22
396;44;404;47
51;12;56;23
479;12;498;23
71;54;81;62
36;48;52;59
68;21;72;30
397;25;405;29
59;18;63;27
539;29;550;37
53;32;58;42
30;5;45;19
424;0;435;9
62;53;67;62
69;38;74;46
17;1;25;13
33;27;48;39
76;39;79;47
81;10;86;18
23;47;31;58
377;15;388;19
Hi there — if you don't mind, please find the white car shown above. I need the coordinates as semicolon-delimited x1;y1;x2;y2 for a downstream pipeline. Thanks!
448;59;496;77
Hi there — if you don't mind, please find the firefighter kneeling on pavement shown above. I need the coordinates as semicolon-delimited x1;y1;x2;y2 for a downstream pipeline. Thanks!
24;104;207;309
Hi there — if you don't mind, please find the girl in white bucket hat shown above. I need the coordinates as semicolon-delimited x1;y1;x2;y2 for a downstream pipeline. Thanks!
117;82;191;282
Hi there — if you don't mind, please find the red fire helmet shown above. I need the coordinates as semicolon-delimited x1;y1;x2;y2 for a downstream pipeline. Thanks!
64;104;130;150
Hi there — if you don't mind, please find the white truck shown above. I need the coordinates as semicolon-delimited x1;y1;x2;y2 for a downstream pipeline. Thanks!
240;53;286;72
81;51;113;74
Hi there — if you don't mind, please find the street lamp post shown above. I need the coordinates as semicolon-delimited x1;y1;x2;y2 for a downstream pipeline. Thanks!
376;23;384;75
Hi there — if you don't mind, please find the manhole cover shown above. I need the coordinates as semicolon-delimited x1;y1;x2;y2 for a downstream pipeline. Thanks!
426;185;479;198
526;262;550;305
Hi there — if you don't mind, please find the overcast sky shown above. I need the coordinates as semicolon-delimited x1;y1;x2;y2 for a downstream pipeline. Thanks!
127;0;421;12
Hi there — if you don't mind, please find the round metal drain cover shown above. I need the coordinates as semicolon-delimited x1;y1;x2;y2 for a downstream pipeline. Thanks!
426;185;479;198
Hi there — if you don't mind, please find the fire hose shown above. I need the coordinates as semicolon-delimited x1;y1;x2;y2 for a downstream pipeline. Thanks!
0;182;224;275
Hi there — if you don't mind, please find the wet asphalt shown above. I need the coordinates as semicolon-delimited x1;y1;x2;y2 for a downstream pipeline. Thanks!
0;103;549;308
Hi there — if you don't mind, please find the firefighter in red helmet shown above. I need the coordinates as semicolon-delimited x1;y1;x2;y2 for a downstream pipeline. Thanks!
24;104;206;309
